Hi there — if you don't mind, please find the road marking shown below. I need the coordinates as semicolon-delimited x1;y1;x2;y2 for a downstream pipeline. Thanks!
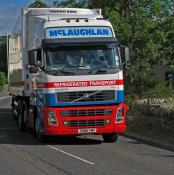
47;145;95;165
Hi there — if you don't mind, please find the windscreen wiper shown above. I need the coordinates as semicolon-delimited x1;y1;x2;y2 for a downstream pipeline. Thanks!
88;65;107;73
88;65;110;74
88;66;120;74
54;65;80;75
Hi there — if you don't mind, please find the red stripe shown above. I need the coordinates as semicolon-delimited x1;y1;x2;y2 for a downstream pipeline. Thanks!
37;79;124;89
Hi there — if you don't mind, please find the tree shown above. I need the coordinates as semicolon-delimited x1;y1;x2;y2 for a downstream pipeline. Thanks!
0;71;7;88
54;0;88;8
29;0;48;8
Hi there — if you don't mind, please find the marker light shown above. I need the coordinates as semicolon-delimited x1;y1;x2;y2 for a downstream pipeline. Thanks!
63;121;69;126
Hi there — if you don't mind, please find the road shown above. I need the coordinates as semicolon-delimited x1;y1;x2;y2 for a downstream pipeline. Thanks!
0;97;174;175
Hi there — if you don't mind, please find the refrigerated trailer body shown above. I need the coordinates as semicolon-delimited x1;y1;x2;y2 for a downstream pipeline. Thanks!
9;8;129;142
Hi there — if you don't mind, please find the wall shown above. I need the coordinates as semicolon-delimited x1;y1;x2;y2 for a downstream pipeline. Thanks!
128;98;174;137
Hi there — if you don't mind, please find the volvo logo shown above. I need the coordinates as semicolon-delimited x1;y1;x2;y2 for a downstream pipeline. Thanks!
84;93;90;98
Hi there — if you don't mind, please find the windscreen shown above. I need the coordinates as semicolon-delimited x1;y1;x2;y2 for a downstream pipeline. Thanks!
44;44;120;75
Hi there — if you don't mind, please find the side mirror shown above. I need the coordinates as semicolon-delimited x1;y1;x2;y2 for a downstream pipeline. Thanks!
29;67;38;73
124;47;130;69
124;47;130;63
28;50;37;66
119;45;131;68
37;49;42;61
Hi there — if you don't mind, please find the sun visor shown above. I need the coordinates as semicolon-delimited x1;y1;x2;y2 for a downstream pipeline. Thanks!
42;37;117;48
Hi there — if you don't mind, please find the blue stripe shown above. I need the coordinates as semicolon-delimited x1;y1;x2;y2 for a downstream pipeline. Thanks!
44;90;124;107
116;90;124;103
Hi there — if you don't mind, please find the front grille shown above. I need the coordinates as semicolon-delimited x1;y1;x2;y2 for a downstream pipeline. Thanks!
64;119;107;127
57;90;115;103
61;109;112;117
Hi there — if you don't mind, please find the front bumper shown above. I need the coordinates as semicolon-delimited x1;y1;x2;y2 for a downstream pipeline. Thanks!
42;104;128;136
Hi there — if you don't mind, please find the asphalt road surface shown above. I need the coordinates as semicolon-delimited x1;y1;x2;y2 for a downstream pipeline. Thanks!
0;97;174;175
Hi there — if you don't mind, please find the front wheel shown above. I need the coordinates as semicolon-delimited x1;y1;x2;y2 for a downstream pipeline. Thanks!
102;133;118;143
35;117;47;143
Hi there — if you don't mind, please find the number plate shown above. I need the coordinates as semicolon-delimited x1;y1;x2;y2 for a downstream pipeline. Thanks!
78;128;97;134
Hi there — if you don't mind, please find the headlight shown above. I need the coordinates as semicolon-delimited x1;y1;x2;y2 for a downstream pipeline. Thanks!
116;108;124;123
48;111;58;126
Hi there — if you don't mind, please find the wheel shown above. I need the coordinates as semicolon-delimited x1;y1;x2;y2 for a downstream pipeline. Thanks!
102;133;118;143
17;103;26;132
35;117;46;142
12;108;17;121
23;108;30;131
11;98;17;121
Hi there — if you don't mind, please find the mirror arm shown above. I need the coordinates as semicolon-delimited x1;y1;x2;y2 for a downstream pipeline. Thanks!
122;61;131;69
32;63;41;68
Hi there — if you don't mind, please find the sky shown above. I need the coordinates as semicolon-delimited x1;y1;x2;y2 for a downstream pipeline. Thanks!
0;0;52;36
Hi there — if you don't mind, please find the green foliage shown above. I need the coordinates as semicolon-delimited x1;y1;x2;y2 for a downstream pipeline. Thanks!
0;72;7;87
29;0;48;8
54;0;88;7
142;83;174;99
125;94;135;110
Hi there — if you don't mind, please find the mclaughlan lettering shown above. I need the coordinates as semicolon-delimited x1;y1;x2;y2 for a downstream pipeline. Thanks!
49;28;109;37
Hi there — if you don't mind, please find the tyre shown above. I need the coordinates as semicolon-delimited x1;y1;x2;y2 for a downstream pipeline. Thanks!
23;108;29;131
35;117;46;142
102;133;118;143
12;108;17;121
17;103;26;132
11;98;17;121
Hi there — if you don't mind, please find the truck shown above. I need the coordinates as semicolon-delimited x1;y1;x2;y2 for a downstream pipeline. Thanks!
9;8;130;142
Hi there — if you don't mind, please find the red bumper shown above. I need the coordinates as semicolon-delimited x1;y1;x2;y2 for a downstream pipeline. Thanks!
42;104;128;136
